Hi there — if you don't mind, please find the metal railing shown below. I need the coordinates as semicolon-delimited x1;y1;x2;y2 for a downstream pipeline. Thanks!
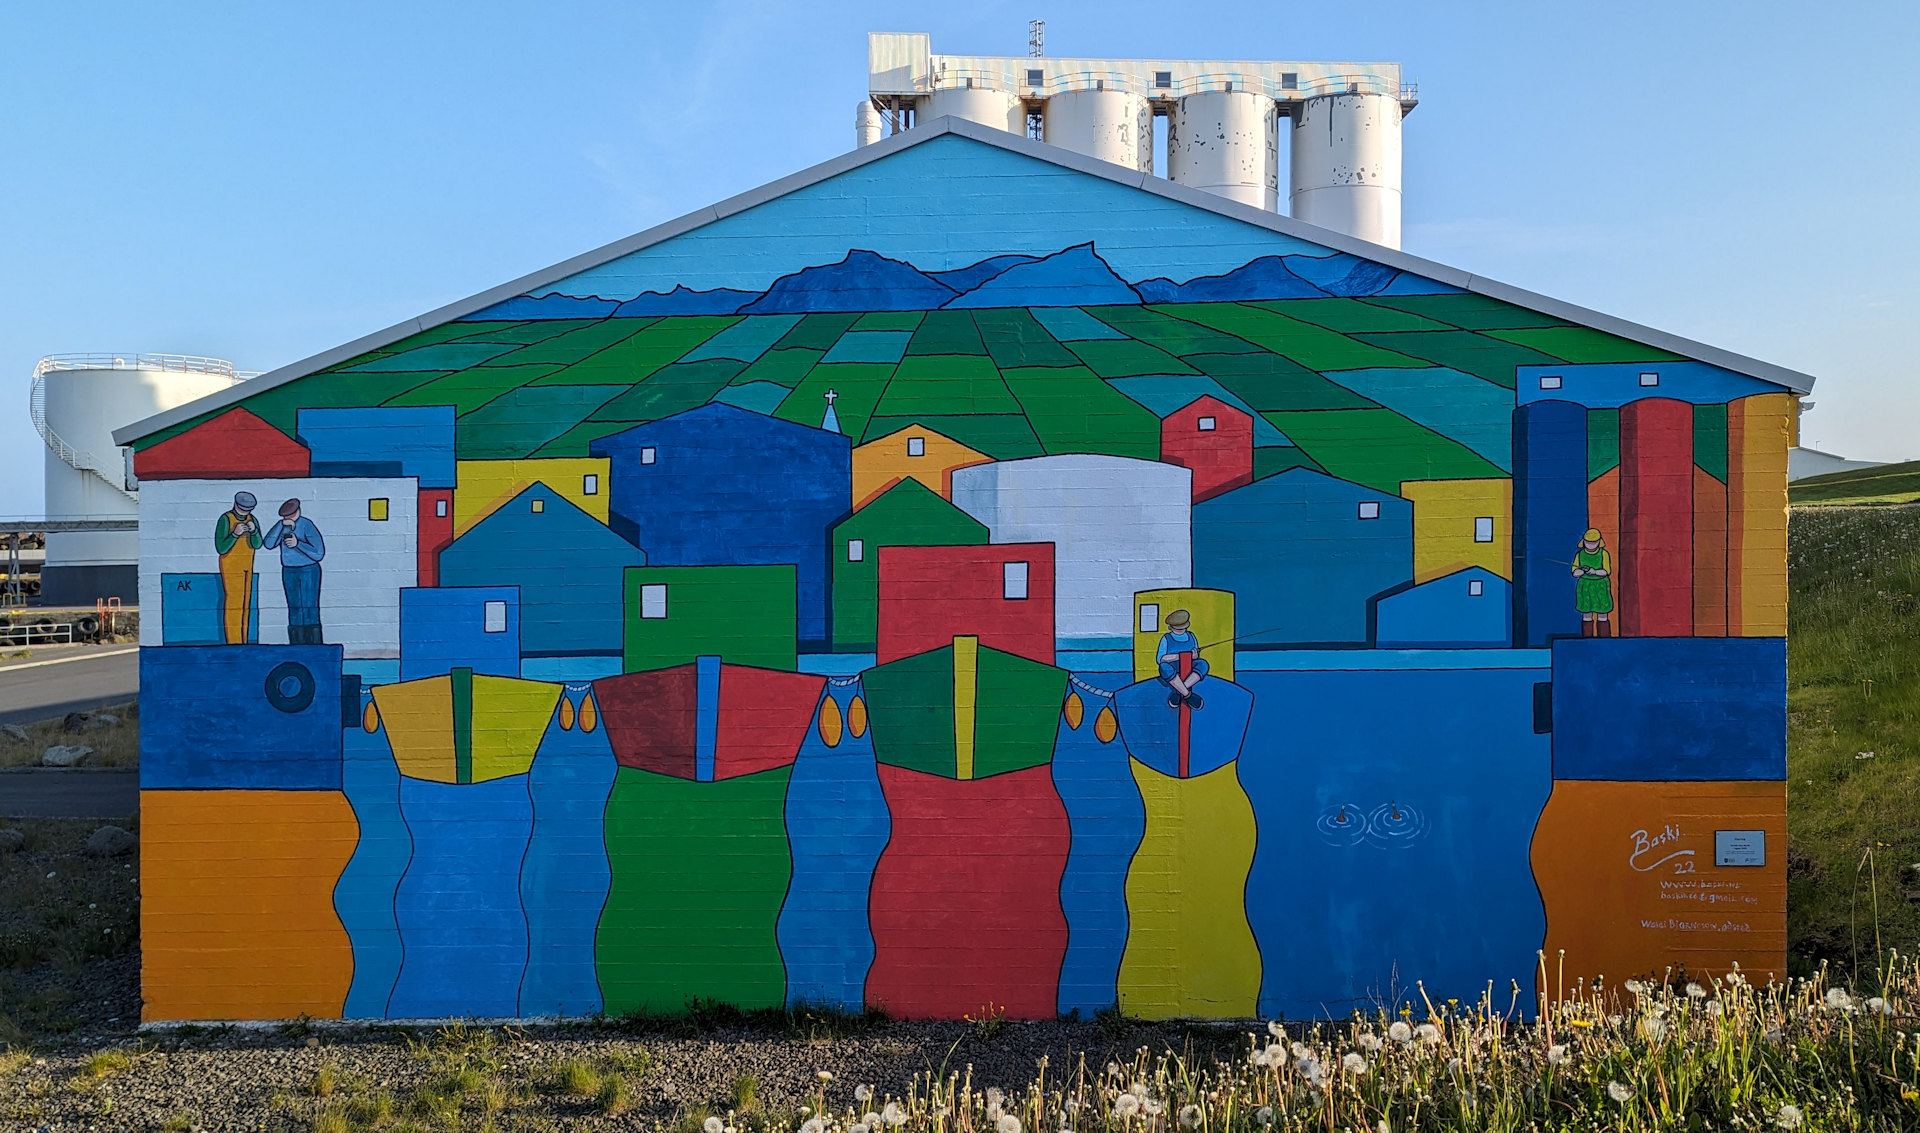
925;66;1405;101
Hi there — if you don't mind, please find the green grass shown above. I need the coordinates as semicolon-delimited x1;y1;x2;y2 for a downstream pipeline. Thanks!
1787;506;1920;974
0;701;138;769
1790;460;1920;506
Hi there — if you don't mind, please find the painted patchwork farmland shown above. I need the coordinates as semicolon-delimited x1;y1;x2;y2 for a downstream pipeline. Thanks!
125;130;1796;1024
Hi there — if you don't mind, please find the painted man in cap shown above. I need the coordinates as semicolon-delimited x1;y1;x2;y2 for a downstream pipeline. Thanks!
1155;608;1209;710
213;490;262;644
261;498;327;644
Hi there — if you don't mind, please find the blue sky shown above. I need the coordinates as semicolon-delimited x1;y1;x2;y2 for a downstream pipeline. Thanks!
2;0;1914;509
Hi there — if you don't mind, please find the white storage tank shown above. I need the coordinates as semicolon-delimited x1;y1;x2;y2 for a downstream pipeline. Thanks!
1168;90;1279;210
33;354;242;605
922;86;1024;135
1289;91;1404;248
856;98;884;147
1042;88;1154;172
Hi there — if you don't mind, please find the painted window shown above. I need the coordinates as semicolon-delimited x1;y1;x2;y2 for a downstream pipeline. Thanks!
847;538;865;563
1468;578;1485;597
639;584;668;619
1358;501;1380;520
1640;372;1660;387
906;436;926;457
531;498;545;513
1138;603;1160;633
583;473;599;495
1198;416;1217;432
368;498;389;521
1475;517;1495;542
483;601;508;633
1539;375;1563;389
435;498;448;518
640;446;657;465
1004;561;1029;600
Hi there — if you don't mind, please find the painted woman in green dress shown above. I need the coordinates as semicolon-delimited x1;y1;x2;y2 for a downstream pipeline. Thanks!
1571;528;1613;637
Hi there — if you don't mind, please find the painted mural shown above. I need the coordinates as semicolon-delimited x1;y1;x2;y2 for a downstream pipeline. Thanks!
131;133;1793;1022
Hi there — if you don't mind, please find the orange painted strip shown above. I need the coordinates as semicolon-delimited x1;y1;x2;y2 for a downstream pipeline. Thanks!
142;790;358;1021
1531;779;1785;993
1693;466;1728;636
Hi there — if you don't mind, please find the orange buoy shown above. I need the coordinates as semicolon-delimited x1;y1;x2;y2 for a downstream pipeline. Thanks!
361;700;380;734
848;695;868;738
818;695;844;747
1063;691;1084;730
558;695;576;731
1093;705;1118;744
579;691;598;733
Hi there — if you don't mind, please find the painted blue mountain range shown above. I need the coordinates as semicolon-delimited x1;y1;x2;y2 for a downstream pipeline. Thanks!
466;244;1459;321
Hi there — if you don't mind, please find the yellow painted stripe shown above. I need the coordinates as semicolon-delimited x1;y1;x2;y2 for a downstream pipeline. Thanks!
1727;393;1791;637
953;635;978;781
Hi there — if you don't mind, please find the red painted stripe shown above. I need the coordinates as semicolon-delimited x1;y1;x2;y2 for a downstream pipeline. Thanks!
1619;399;1694;637
865;763;1069;1019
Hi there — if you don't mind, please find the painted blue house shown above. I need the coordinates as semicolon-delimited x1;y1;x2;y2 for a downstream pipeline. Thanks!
296;406;456;488
1193;467;1413;647
438;483;644;662
590;403;852;648
399;586;522;681
1375;567;1512;649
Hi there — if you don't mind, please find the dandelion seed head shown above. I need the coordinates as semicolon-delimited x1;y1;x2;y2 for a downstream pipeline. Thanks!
1547;1044;1570;1066
1377;1121;1392;1133
883;1102;907;1126
1177;1104;1201;1128
1254;1106;1274;1126
1342;1052;1368;1076
1826;988;1854;1011
1776;1103;1804;1129
1266;1020;1284;1038
706;1118;725;1133
1686;982;1707;999
986;1088;1004;1108
998;1115;1022;1133
1387;1021;1412;1043
818;1070;835;1083
855;1085;874;1103
1608;1081;1635;1103
801;1119;827;1133
1624;980;1646;995
1869;996;1892;1015
1640;1016;1668;1042
1357;1033;1383;1052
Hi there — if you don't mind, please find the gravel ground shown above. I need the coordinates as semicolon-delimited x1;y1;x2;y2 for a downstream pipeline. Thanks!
1;1015;1254;1132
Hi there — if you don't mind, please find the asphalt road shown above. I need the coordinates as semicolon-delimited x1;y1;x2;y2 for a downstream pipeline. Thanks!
0;649;139;727
0;768;138;818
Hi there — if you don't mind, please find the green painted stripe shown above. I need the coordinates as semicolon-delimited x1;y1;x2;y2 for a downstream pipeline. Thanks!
451;667;474;785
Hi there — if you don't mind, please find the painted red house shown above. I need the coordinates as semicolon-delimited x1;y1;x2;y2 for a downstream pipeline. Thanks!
132;407;312;480
876;543;1055;664
1159;395;1253;502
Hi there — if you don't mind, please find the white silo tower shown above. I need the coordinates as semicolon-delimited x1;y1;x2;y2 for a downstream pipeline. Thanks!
1043;88;1154;172
1290;91;1405;249
922;84;1026;134
1168;90;1281;210
31;354;245;605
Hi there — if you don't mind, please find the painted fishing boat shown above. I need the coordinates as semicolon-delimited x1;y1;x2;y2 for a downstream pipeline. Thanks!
1113;666;1254;779
370;666;562;784
861;634;1069;779
592;656;825;782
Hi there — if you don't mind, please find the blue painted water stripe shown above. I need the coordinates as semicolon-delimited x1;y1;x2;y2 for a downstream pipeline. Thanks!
1235;648;1551;671
695;655;721;782
799;653;875;676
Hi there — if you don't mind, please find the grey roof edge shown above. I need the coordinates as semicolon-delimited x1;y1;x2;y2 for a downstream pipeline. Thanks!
116;117;1812;445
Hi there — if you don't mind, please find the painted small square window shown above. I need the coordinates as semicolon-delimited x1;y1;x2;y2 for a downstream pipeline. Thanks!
847;538;865;563
639;583;668;619
906;436;926;457
1474;517;1495;543
1639;371;1660;387
368;498;389;521
1198;416;1217;432
531;498;545;513
1358;501;1380;520
1138;603;1160;633
1468;579;1485;597
1539;375;1563;390
435;498;448;518
640;447;657;465
483;600;508;633
1281;72;1299;90
1004;561;1029;600
583;473;599;495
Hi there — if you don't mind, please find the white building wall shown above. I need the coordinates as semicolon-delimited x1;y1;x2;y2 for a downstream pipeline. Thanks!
951;455;1192;648
139;477;418;658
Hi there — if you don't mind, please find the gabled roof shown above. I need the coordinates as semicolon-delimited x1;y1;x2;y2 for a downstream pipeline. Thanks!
115;117;1814;446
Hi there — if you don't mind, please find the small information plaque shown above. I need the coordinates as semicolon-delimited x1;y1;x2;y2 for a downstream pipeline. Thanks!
1715;830;1766;867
